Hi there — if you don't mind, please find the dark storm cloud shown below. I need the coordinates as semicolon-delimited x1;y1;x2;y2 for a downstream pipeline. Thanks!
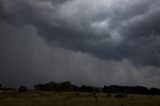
1;19;160;88
0;0;160;88
0;19;137;87
1;0;160;67
0;0;160;66
1;0;160;88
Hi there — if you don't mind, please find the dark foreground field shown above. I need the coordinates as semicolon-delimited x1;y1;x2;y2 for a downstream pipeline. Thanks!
0;91;160;106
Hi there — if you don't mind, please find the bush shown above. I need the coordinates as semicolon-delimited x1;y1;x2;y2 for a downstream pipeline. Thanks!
18;86;27;93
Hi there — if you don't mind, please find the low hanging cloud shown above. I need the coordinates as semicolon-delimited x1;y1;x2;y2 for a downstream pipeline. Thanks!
0;0;160;88
0;19;160;88
1;0;160;66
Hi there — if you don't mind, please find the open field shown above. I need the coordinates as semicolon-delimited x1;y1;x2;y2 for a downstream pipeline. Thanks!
0;91;160;106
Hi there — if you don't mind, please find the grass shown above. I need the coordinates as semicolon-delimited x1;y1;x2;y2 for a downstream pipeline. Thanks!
0;91;160;106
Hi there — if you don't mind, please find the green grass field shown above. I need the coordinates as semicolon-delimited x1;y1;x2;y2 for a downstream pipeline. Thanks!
0;91;160;106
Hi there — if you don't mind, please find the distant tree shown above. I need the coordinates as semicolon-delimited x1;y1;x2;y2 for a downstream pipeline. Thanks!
34;83;44;91
94;88;100;93
1;87;16;91
18;86;27;93
44;81;56;91
60;81;73;91
103;85;149;94
72;85;80;91
34;82;56;91
80;85;93;92
103;86;108;93
33;81;160;95
0;83;1;88
34;81;74;91
149;88;160;95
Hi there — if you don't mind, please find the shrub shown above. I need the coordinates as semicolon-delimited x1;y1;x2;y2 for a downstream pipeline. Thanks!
18;86;27;93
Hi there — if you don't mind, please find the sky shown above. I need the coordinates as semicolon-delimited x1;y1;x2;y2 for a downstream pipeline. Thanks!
0;0;160;88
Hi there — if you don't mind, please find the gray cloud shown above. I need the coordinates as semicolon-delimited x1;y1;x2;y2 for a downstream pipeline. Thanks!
0;18;160;88
0;0;160;88
0;0;159;66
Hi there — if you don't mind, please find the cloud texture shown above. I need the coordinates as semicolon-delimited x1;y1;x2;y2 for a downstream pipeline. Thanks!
0;0;160;88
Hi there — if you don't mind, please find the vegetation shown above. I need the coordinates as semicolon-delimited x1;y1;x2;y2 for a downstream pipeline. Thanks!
34;81;74;91
18;86;27;93
0;91;160;106
33;81;160;95
1;81;160;95
0;82;160;106
103;85;157;95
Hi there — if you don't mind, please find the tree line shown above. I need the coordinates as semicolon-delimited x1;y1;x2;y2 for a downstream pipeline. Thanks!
0;83;16;91
0;81;160;95
103;85;160;95
33;81;160;95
